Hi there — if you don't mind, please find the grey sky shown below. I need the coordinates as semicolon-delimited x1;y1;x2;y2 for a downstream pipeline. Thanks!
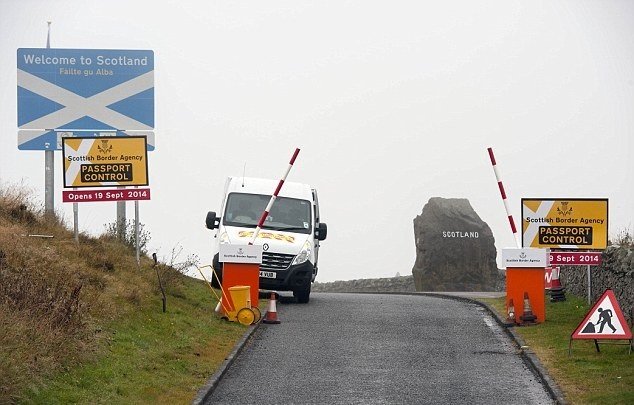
1;1;632;282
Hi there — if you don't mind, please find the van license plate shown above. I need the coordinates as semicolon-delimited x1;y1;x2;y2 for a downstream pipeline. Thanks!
259;271;276;279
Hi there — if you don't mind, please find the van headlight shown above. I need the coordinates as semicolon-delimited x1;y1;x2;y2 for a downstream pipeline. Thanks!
292;241;312;265
219;232;230;244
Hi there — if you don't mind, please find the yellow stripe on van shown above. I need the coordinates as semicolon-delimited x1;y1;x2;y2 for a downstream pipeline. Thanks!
238;231;295;243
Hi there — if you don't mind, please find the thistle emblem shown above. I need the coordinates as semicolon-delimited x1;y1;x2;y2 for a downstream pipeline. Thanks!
97;139;113;154
557;201;572;217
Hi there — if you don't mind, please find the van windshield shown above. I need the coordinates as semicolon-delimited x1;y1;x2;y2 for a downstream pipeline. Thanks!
223;193;312;234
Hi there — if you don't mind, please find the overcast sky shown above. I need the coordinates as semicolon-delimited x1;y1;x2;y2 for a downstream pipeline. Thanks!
1;1;632;282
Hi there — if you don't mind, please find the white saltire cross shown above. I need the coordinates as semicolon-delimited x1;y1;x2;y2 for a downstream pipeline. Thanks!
17;69;153;131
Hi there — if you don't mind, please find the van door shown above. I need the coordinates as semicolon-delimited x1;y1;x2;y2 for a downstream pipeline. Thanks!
312;188;321;276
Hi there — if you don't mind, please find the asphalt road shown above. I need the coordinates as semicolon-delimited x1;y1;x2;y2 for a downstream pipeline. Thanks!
206;293;553;404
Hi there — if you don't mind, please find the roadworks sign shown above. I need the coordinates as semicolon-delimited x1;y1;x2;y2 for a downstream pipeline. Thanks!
571;289;632;340
62;136;148;188
522;198;608;250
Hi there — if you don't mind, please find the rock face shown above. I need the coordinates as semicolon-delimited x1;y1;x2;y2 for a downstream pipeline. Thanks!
412;197;500;291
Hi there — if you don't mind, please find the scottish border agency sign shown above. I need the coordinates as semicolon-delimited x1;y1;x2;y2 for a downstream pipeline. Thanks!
522;199;608;250
17;48;154;150
62;136;148;188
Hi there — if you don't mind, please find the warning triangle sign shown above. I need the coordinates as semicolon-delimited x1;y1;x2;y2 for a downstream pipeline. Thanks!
572;289;632;340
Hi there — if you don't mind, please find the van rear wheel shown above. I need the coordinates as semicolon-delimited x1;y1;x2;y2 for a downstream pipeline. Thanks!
293;284;311;304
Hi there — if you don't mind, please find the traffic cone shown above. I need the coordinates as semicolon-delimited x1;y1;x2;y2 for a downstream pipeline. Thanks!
520;292;537;326
549;267;566;302
262;292;281;324
504;299;517;327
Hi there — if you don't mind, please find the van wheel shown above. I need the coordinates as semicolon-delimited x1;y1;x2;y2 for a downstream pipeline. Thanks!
211;268;223;289
294;285;311;304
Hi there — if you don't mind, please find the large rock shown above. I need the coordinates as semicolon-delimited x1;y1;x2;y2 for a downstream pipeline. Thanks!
412;197;500;291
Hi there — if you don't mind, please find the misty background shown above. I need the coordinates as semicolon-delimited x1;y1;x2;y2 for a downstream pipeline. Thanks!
1;0;632;282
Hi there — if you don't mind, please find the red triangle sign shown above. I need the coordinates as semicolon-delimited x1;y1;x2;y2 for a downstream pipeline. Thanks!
572;289;632;340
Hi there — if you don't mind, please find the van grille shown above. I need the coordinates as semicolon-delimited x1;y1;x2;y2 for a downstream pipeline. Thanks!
262;252;295;271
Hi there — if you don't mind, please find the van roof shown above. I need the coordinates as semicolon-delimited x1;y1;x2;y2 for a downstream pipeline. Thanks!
226;177;314;200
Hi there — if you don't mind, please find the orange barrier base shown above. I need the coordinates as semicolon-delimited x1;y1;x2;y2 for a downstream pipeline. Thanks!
506;267;546;323
221;263;260;313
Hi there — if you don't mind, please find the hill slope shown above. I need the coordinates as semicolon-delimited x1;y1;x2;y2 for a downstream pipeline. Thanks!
0;186;244;403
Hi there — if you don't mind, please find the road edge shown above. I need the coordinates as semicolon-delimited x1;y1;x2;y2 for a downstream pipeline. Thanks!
192;321;261;405
473;298;568;405
343;291;567;405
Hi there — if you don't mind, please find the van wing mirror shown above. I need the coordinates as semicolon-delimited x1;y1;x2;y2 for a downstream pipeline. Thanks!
206;211;221;230
316;222;327;241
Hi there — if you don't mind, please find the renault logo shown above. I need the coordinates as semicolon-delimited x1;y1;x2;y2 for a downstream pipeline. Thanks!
263;243;269;251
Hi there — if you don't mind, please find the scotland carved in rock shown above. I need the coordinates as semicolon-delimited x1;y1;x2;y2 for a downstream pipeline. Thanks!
412;197;500;291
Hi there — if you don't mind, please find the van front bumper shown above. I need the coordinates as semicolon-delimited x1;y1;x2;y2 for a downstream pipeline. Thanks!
213;253;312;291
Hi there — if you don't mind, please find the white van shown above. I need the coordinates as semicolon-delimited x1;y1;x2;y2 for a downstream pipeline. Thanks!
205;177;327;303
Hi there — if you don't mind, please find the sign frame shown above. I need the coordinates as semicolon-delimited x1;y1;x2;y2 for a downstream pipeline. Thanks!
502;247;550;268
521;198;608;250
219;244;263;264
17;48;154;150
18;129;155;151
62;188;151;203
569;289;632;355
62;135;149;188
549;251;602;266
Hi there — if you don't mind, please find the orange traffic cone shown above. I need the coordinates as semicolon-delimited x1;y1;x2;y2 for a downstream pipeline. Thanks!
520;292;537;326
262;292;281;324
504;299;516;327
549;267;566;302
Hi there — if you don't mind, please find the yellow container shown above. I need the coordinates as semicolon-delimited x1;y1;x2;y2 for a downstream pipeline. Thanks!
226;285;251;321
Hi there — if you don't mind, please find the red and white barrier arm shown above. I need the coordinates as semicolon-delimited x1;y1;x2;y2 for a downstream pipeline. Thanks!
249;148;301;245
487;147;521;248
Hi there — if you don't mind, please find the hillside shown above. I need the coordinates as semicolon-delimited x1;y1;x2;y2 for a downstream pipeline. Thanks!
0;185;245;403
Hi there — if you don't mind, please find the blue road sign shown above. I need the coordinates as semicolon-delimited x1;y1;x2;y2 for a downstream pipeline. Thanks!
18;130;155;151
17;48;154;150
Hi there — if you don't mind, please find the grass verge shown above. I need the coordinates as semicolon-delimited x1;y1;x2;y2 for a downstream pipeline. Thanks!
23;278;247;404
479;295;633;404
0;185;249;403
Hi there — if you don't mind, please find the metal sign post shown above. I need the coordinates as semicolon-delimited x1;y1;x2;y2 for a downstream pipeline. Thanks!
135;193;140;265
73;187;79;242
587;265;592;305
44;22;54;218
117;199;126;241
45;149;54;216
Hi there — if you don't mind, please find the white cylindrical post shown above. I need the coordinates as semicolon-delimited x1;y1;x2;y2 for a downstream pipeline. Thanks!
587;264;591;305
73;195;79;242
249;148;300;245
487;147;521;248
135;199;140;265
44;21;55;218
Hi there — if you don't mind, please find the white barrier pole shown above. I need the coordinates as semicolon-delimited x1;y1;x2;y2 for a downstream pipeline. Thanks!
487;147;521;248
249;148;300;245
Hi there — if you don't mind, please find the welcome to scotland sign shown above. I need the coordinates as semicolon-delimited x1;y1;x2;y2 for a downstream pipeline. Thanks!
17;48;154;150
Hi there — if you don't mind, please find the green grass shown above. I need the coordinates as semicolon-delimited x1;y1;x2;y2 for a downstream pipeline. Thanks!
480;295;633;404
23;278;247;404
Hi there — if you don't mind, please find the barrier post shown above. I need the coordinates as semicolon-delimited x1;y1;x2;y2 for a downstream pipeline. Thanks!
503;248;549;323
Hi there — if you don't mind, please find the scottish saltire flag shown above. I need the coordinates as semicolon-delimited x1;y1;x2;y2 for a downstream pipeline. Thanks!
17;48;154;150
